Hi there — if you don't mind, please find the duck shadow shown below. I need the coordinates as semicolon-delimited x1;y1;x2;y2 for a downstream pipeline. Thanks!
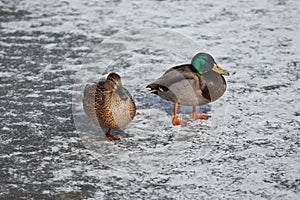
101;128;132;139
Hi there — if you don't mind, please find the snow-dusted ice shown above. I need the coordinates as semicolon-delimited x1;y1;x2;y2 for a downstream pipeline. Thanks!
73;29;228;174
0;0;299;199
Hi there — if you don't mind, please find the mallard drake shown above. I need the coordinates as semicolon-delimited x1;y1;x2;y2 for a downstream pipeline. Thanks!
147;52;229;126
83;73;136;141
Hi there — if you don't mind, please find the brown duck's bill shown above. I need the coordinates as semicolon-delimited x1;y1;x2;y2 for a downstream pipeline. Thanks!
212;64;230;76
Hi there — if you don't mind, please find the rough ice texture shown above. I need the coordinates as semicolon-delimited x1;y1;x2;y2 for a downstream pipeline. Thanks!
0;0;299;199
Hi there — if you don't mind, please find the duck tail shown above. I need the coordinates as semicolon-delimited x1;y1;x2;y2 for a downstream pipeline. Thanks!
146;84;158;95
146;83;169;95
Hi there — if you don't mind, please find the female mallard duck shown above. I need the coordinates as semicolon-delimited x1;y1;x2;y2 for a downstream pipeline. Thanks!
147;52;229;126
83;73;136;141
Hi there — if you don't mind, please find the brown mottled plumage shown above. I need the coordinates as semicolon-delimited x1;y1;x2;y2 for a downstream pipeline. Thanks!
83;73;136;141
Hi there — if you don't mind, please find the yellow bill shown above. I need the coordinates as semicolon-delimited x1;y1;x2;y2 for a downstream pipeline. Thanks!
212;64;229;76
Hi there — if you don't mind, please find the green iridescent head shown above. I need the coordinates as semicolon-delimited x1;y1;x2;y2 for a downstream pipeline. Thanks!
191;52;229;75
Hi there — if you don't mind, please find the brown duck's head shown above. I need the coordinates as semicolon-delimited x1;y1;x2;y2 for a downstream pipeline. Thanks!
106;72;129;100
107;72;121;84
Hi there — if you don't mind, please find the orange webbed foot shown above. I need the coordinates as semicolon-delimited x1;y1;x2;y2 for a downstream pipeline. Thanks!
106;134;120;141
105;129;120;141
191;106;211;120
172;103;186;126
191;113;211;120
172;117;187;126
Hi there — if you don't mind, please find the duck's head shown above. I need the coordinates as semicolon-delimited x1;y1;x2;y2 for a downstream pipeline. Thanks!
191;52;229;76
107;72;122;84
106;72;129;100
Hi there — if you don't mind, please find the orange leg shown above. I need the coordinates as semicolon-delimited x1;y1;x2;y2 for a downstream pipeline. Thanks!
191;106;211;120
105;128;120;141
172;103;187;126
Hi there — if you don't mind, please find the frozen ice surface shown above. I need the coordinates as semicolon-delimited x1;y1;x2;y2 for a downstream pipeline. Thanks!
73;29;228;176
0;0;299;199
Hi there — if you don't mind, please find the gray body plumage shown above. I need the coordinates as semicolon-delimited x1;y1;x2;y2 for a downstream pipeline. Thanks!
147;64;226;106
